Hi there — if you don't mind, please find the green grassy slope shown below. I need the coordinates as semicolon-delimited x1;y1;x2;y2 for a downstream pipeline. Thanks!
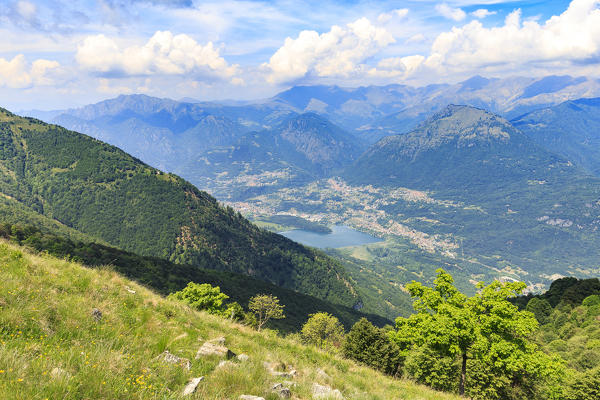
1;223;390;332
0;240;459;400
0;108;358;307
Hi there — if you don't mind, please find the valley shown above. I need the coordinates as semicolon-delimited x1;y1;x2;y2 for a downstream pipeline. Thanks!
5;0;600;397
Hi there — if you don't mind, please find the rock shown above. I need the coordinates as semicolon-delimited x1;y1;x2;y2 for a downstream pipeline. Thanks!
157;350;191;370
237;353;249;362
125;286;136;294
196;337;236;359
264;361;295;378
50;367;70;379
216;360;236;369
271;383;291;398
182;377;204;396
312;383;344;399
91;308;102;322
239;396;265;400
316;368;330;381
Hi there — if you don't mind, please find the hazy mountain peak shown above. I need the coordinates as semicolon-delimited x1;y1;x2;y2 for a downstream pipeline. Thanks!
412;104;516;146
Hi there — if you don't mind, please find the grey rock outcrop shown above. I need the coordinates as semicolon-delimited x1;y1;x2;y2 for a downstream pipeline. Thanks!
312;383;344;399
271;383;291;398
182;377;204;396
157;350;191;370
196;337;236;359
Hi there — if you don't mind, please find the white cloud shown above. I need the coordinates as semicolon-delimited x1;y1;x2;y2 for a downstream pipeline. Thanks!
16;1;37;21
76;31;239;81
423;0;600;74
435;3;467;21
0;54;60;88
377;8;409;24
406;33;426;44
264;17;395;83
471;9;496;19
368;55;426;78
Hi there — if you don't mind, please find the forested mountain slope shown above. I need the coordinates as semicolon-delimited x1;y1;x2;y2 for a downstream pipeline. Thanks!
0;108;359;307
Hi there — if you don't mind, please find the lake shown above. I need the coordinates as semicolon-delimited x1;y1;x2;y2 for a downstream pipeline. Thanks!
280;225;382;249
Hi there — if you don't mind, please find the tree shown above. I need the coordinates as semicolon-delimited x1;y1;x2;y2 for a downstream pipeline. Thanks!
301;312;345;350
393;269;476;395
343;318;402;376
526;297;552;324
392;269;555;398
168;282;229;315
248;294;285;331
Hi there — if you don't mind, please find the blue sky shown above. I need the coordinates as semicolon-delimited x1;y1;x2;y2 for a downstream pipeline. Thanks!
0;0;596;110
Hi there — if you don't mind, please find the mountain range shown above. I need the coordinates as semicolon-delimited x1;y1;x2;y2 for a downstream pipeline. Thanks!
22;74;600;201
12;75;600;320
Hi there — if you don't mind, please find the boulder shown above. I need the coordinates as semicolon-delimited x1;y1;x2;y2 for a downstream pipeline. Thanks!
50;367;70;380
196;337;236;359
91;308;102;322
316;368;330;382
237;353;249;362
239;396;265;400
182;377;204;396
157;350;191;370
263;361;295;378
312;383;344;399
216;360;237;369
271;383;291;398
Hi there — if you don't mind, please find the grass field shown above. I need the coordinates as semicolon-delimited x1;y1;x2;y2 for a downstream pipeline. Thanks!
0;239;460;399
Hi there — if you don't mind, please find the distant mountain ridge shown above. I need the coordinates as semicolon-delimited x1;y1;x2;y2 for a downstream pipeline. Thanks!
184;113;364;199
345;105;570;190
512;97;600;177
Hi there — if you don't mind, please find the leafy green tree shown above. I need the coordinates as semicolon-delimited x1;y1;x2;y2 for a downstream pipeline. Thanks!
248;294;285;331
301;312;345;350
565;367;600;400
527;297;553;324
225;301;245;321
392;269;557;398
169;282;229;315
343;318;402;376
393;269;476;395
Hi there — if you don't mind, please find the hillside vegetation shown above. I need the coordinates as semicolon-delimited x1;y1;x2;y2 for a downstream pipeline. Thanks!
0;108;358;307
0;223;390;332
0;240;458;400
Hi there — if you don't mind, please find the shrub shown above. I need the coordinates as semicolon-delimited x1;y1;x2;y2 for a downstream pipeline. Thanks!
301;312;345;350
343;318;402;376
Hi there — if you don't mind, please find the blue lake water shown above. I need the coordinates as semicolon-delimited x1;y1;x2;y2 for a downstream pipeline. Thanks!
280;225;382;249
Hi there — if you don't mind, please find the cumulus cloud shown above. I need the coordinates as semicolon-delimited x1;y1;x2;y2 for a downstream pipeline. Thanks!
435;3;466;21
0;54;60;88
377;8;409;24
264;17;395;83
368;55;425;78
471;9;496;19
423;0;600;74
76;31;239;81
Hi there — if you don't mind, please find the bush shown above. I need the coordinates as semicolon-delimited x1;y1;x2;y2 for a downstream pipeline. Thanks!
343;318;402;376
301;312;345;351
168;282;229;315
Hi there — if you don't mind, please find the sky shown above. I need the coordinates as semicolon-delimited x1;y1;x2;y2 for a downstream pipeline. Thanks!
0;0;598;110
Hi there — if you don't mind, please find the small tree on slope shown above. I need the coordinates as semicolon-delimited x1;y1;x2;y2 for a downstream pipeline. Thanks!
249;294;285;331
